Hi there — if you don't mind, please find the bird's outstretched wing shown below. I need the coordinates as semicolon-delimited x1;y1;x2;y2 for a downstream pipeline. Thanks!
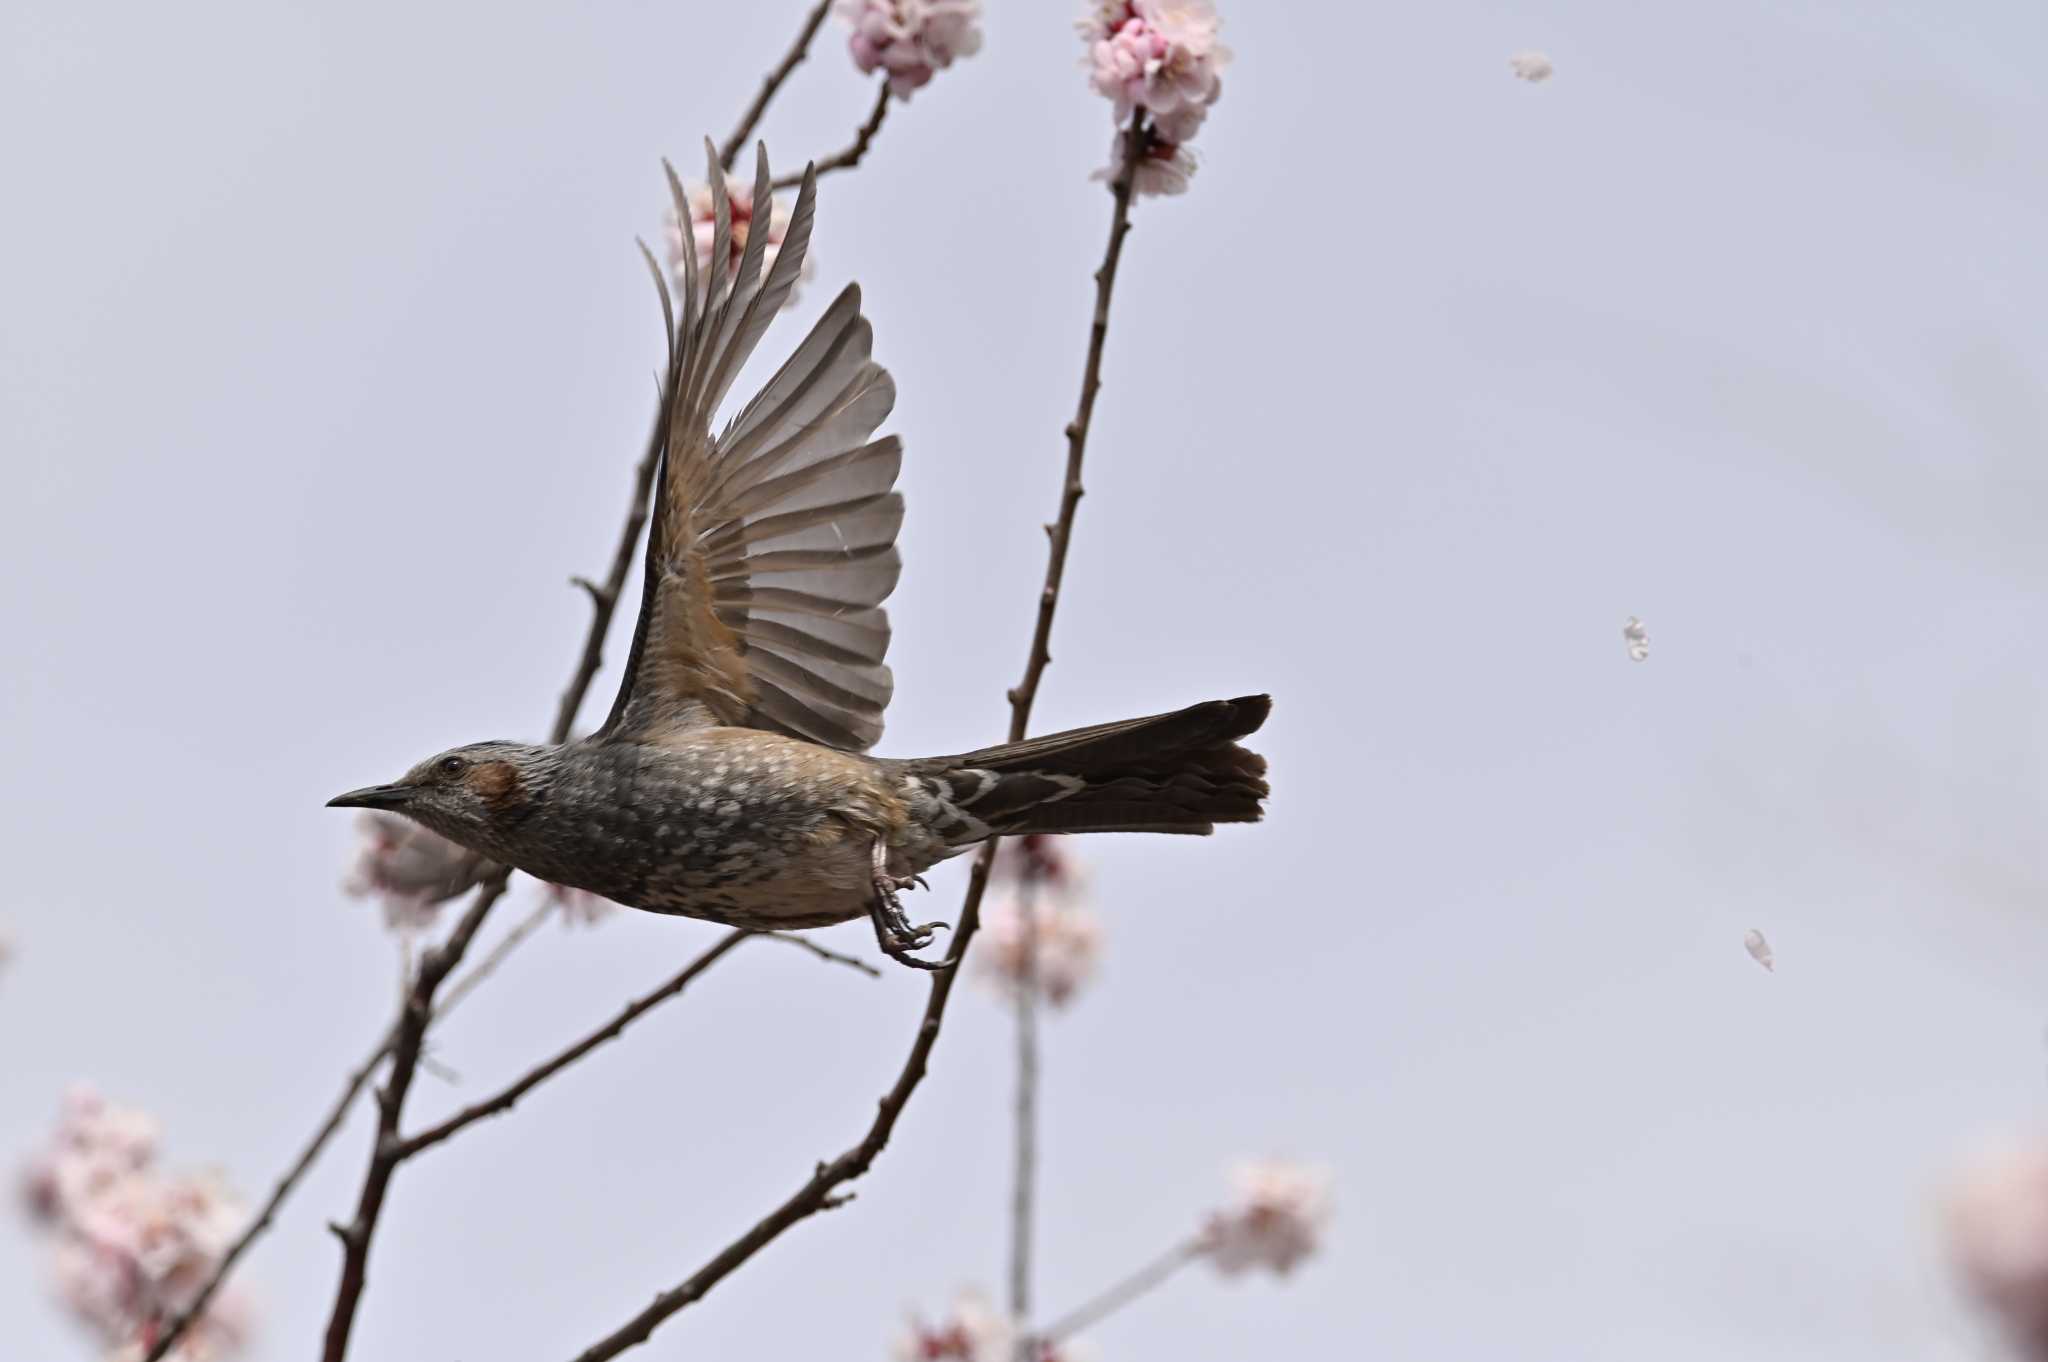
597;143;902;751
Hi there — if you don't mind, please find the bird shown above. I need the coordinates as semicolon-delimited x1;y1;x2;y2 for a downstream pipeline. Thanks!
328;143;1270;969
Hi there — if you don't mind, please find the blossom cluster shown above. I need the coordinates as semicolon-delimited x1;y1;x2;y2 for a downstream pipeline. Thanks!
972;836;1104;1008
20;1087;251;1361
1080;1;1230;196
664;176;812;311
837;0;983;99
1199;1158;1334;1276
342;811;613;931
341;811;489;931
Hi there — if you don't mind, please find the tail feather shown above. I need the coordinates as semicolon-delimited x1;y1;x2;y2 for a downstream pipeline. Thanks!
906;695;1271;842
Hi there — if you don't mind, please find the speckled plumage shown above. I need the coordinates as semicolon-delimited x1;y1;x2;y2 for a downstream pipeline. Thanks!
328;145;1271;965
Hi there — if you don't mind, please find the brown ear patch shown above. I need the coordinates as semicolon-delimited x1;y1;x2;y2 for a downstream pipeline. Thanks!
468;761;522;804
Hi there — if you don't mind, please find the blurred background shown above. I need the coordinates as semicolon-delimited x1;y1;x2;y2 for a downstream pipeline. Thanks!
4;0;2048;1358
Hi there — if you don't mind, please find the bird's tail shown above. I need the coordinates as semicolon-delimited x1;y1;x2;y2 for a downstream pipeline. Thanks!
905;695;1271;843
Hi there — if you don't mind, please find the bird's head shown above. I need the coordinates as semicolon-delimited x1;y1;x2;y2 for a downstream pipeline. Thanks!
327;741;557;848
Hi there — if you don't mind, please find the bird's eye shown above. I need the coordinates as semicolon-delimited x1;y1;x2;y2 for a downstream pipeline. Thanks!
438;756;467;777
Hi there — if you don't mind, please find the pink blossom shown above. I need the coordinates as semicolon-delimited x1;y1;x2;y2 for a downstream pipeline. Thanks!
893;1290;1009;1362
22;1088;253;1360
1085;0;1229;135
1945;1135;2048;1359
973;841;1103;1007
21;1085;160;1226
837;0;983;99
1200;1159;1333;1276
341;811;487;932
663;176;812;308
893;1290;1087;1362
1091;128;1199;198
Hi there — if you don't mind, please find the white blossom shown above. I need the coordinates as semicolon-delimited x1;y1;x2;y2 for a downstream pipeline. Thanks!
341;812;486;932
973;838;1103;1007
21;1087;253;1360
1200;1159;1332;1276
892;1289;1010;1362
1743;928;1774;972
1509;51;1554;83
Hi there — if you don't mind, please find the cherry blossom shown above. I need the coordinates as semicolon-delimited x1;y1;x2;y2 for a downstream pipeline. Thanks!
341;811;488;932
1509;51;1554;83
21;1087;252;1360
1743;928;1774;972
1080;2;1229;194
664;175;812;308
1092;129;1199;198
837;0;982;98
973;837;1103;1007
1200;1159;1333;1276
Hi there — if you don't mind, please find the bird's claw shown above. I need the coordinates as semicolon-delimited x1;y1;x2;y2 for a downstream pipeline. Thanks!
869;849;950;971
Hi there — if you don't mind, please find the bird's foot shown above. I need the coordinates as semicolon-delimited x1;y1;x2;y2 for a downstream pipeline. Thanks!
870;844;950;971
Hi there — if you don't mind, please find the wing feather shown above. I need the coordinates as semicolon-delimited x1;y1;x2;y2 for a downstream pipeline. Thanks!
597;145;902;750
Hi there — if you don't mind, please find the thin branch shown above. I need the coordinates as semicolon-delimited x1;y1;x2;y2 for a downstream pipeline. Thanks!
1036;1238;1204;1345
720;0;835;171
773;83;891;189
1008;883;1040;1347
562;109;1152;1362
763;930;883;977
321;873;509;1362
396;931;751;1159
1005;113;1147;736
550;409;663;746
141;1026;397;1360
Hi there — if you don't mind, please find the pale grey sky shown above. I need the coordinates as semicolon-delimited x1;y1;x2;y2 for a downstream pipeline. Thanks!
4;1;2048;1359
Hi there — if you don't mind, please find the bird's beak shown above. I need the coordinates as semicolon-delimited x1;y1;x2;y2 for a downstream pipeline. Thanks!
326;782;414;811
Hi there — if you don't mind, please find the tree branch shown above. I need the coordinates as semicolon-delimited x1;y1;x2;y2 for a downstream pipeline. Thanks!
1008;883;1040;1349
1035;1238;1203;1345
561;109;1151;1362
394;931;750;1159
720;0;835;172
320;874;510;1362
773;82;891;189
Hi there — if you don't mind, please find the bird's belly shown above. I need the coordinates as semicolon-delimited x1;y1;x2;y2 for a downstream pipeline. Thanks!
622;834;877;930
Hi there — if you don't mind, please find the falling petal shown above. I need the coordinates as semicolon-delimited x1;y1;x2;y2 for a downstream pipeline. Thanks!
1509;51;1554;83
1744;928;1774;972
1623;616;1650;662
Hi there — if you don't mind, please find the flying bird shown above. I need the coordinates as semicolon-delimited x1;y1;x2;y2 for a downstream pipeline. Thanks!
329;145;1270;968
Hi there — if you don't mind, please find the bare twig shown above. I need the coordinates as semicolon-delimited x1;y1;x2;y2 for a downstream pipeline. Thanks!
1036;1238;1203;1345
1009;883;1040;1349
141;1027;397;1360
321;873;510;1362
396;931;751;1159
720;0;835;171
562;110;1152;1362
763;930;883;977
773;83;891;189
550;413;663;747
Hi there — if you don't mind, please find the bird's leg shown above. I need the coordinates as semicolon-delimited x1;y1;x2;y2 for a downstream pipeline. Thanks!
869;840;949;971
